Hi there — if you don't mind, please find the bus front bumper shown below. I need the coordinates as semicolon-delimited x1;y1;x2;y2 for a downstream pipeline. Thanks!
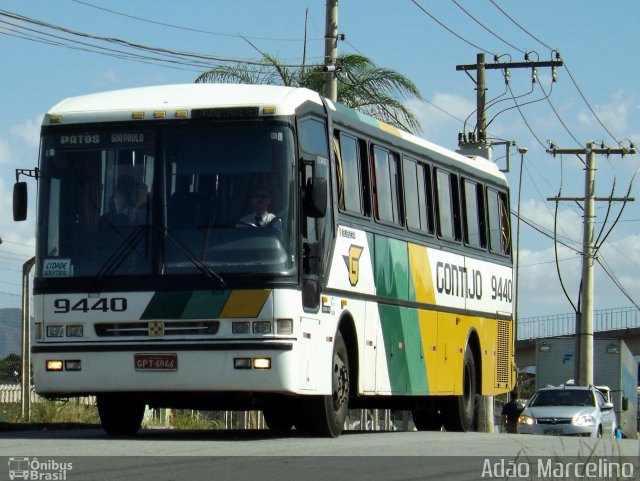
31;341;308;396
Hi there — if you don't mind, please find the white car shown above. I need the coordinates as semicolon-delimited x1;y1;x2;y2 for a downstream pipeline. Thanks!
517;385;617;437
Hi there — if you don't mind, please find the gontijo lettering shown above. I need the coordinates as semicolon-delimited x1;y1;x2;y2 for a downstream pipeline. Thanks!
436;261;482;299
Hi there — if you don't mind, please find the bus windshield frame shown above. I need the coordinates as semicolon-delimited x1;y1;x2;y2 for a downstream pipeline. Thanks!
34;120;298;291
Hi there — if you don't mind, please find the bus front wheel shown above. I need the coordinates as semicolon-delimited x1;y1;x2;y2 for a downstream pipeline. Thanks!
412;397;444;431
305;330;350;437
97;394;145;436
262;403;295;432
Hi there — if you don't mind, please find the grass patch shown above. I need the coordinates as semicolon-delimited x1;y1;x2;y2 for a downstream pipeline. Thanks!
1;400;100;424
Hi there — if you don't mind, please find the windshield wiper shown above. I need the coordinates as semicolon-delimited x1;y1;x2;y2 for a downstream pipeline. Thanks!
93;225;147;289
161;226;227;289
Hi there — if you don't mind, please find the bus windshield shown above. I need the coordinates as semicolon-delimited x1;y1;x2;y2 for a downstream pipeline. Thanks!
36;123;297;283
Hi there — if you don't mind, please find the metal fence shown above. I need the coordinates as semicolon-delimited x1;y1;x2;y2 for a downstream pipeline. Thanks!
0;291;21;385
517;306;639;340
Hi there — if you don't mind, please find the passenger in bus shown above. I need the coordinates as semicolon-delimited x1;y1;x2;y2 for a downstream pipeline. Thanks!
104;177;148;226
128;181;149;225
236;186;282;234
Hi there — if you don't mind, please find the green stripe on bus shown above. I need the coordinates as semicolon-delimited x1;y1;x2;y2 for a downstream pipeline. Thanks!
401;306;428;394
140;291;203;319
182;290;231;319
378;305;428;394
374;236;429;394
374;235;409;300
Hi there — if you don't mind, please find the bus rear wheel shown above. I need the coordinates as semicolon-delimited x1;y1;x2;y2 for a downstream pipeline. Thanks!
442;347;477;432
97;394;145;436
305;330;350;437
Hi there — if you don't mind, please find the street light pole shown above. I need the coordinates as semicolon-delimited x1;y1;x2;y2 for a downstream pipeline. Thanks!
21;256;36;419
514;147;527;339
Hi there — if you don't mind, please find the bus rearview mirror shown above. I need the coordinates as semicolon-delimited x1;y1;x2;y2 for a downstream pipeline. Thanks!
306;178;327;218
13;182;28;222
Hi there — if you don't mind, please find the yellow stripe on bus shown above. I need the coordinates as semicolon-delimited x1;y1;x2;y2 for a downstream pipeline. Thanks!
220;289;271;318
407;243;435;304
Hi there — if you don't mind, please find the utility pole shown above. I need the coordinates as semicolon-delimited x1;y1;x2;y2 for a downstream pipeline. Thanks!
456;53;562;432
547;142;635;386
323;0;339;102
456;53;563;162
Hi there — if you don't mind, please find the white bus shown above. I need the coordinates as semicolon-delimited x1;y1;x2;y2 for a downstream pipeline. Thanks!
14;84;514;437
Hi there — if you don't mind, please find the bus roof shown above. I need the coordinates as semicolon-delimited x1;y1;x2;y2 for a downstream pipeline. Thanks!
45;83;506;183
46;83;323;122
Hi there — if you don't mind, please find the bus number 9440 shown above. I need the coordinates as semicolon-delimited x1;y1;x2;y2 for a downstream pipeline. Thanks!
53;297;128;313
490;276;513;303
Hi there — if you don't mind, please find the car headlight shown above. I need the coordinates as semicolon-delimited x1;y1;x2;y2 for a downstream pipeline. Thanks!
572;414;596;426
518;415;534;426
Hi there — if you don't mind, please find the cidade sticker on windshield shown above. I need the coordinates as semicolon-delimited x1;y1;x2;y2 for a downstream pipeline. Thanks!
43;259;72;278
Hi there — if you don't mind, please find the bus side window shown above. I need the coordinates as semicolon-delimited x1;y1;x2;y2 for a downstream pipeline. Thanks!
487;188;511;255
435;168;461;241
499;192;511;255
359;139;371;217
462;178;487;248
334;131;366;215
420;163;435;235
403;156;431;234
403;157;420;230
372;145;402;226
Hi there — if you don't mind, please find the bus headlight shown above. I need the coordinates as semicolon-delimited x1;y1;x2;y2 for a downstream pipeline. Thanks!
276;318;293;335
46;325;64;337
232;322;250;334
252;321;272;334
253;358;271;369
64;360;82;371
46;360;64;371
66;325;84;337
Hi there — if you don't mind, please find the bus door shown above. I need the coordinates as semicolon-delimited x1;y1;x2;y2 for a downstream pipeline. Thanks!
296;112;333;312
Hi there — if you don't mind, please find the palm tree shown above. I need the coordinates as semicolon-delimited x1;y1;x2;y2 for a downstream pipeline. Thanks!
195;53;422;134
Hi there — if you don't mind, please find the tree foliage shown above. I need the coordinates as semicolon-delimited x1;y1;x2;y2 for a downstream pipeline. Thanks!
0;353;21;384
195;53;422;134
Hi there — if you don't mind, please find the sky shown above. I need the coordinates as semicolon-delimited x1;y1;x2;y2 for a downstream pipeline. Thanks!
1;0;639;321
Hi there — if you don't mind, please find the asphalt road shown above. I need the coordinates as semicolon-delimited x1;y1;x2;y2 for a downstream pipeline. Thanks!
1;429;638;481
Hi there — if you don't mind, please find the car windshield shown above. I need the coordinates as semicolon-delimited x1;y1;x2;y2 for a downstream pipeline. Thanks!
529;389;595;407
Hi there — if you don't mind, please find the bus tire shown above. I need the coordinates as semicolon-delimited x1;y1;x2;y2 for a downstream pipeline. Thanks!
306;330;350;437
442;347;477;432
412;397;444;431
97;394;145;436
262;404;294;432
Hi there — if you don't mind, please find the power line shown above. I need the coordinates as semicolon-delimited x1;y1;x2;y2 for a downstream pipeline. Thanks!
0;9;315;69
597;256;640;310
487;0;555;52
536;76;583;148
488;1;622;145
511;210;581;254
563;60;623;145
410;0;493;55
449;0;525;54
70;0;316;43
519;256;580;269
0;19;210;72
